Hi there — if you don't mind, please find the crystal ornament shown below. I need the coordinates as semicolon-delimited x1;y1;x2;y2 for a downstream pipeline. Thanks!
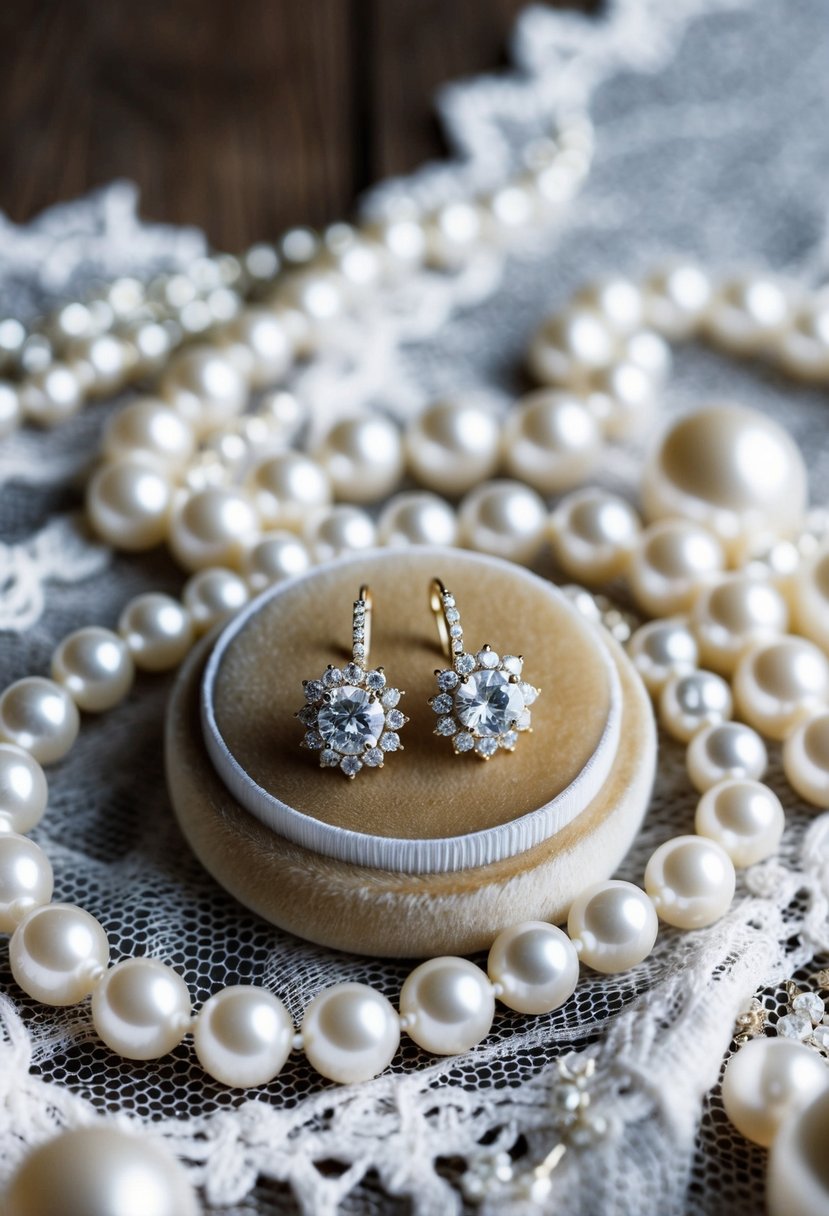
317;687;385;754
455;669;525;735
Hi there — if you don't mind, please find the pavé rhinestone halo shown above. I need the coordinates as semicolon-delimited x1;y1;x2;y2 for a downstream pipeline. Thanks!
428;578;540;760
297;585;408;778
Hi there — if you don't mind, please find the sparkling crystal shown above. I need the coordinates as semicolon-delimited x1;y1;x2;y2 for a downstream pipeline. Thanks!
363;747;384;768
436;716;457;736
777;1012;812;1041
304;679;324;703
454;732;474;753
516;709;532;731
431;693;453;714
343;662;364;684
353;627;364;641
452;639;465;653
340;755;362;778
443;595;456;608
322;667;343;687
793;992;826;1025
500;730;519;750
385;709;406;730
353;643;366;660
450;624;463;639
381;688;401;708
304;731;323;750
454;670;524;736
317;686;385;754
455;653;475;675
519;681;539;705
811;1025;829;1050
320;748;340;767
477;649;499;668
297;706;317;725
476;737;499;758
437;670;459;692
380;731;400;752
445;607;460;623
502;655;523;676
366;670;387;690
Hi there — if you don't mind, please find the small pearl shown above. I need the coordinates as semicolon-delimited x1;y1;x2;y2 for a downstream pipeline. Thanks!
252;388;307;445
169;486;258;571
792;546;829;653
776;296;829;382
0;381;21;437
92;957;191;1060
313;414;404;504
278;267;346;324
118;594;193;672
377;491;458;547
405;399;501;497
686;722;768;793
304;505;377;564
160;347;247;435
102;398;195;472
367;212;427;269
660;670;733;743
10;903;109;1005
182;568;249;635
246;451;331;530
487;921;579;1015
301;982;400;1083
627;618;699;697
628;520;724;617
691;574;789;675
733;637;829;741
0;677;80;765
70;334;131;396
644;834;735;929
0;833;53;931
550;489;641;584
575;278;644;335
400;958;495;1055
721;1037;829;1147
588;358;659;440
695;778;785;867
704;275;794;355
426;201;486;267
194;985;294;1088
0;744;48;835
87;459;173;551
242;533;311;592
219;307;292;388
51;627;134;713
20;364;83;426
767;1085;829;1216
567;880;658;974
129;318;174;374
643;262;712;338
528;307;616;387
502;391;601;494
458;480;547;564
783;710;829;808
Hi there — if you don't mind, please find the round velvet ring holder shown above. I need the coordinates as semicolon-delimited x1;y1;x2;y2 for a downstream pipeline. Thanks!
166;548;656;957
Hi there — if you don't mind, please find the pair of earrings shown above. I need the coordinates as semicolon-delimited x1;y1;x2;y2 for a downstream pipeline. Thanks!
298;579;540;779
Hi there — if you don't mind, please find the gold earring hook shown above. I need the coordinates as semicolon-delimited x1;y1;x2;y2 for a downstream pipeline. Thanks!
429;577;452;658
355;584;372;664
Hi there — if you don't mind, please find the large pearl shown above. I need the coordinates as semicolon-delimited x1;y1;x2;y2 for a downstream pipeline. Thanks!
92;957;192;1060
644;834;735;929
627;618;699;696
301;982;400;1083
0;833;53;931
721;1037;829;1147
3;1125;199;1216
169;486;258;571
194;985;294;1088
551;489;641;584
246;451;332;530
691;574;789;675
643;262;712;339
792;546;829;653
0;744;48;835
487;921;579;1014
160;347;247;434
733;637;829;740
628;520;724;617
10;903;109;1004
659;670;733;743
767;1085;829;1216
458;480;547;564
502;391;601;494
783;710;829;808
304;505;377;564
686;721;768;793
400;957;495;1054
377;491;458;547
704;275;794;356
219;307;292;388
567;880;658;974
640;404;808;562
20;364;84;426
51;627;134;713
405;399;501;496
182;568;249;635
242;533;312;591
313;415;404;504
0;677;80;765
102;398;195;472
87;459;173;552
528;307;616;388
695;778;785;867
118;594;194;672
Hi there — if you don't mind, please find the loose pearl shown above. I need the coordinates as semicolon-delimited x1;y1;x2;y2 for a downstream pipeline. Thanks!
130;318;174;374
51;627;134;713
368;211;427;269
20;364;83;426
0;744;48;835
567;880;658;974
660;670;733;743
313;414;404;504
242;533;311;592
487;922;579;1015
182;568;249;635
70;334;131;396
686;722;768;793
279;267;347;324
776;296;829;382
588;357;659;440
0;677;80;765
628;520;724;617
304;505;377;564
643;262;712;339
783;710;829;808
219;307;292;388
2;1126;200;1216
704;275;794;355
627;618;699;696
0;833;53;931
301;982;400;1083
426;200;486;267
118;594;193;672
691;574;789;676
644;834;735;929
377;491;458;548
10;903;109;1004
550;489;641;584
733;637;829;741
87;458;173;552
160;347;247;434
400;958;495;1055
695;778;785;867
767;1085;829;1216
792;546;829;653
575;278;644;335
92;957;191;1060
721;1037;829;1147
246;451;332;530
528;307;616;388
502;391;601;493
169;486;258;571
102;398;195;472
194;985;294;1088
458;480;547;565
405;399;501;497
0;380;21;437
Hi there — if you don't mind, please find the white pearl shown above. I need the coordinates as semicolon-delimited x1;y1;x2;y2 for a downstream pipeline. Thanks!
20;364;83;426
242;533;311;592
0;833;53;931
252;388;307;445
130;319;174;374
686;722;768;793
313;414;404;504
246;451;332;530
70;334;131;396
528;307;616;387
50;627;134;714
734;637;829;741
265;302;314;359
458;480;547;565
551;489;641;584
194;985;294;1087
118;594;193;672
783;710;829;808
182;568;249;635
721;1037;829;1147
367;212;427;269
0;744;48;835
502;391;601;494
426;201;486;267
304;505;377;564
487;921;579;1015
0;677;80;765
279;267;347;323
169;486;258;571
767;1085;829;1216
301;982;400;1083
628;520;724;617
102;398;195;472
405;399;501;497
792;546;829;653
0;380;21;437
691;574;789;676
400;957;495;1055
10;903;109;1004
644;834;735;929
659;670;733;743
704;275;795;355
776;296;829;382
219;307;292;388
160;347;247;434
377;491;458;548
695;778;785;867
486;181;537;235
627;618;699;697
575;278;644;335
588;358;659;440
3;1126;199;1216
567;880;658;974
87;458;173;552
92;957;191;1060
643;262;712;338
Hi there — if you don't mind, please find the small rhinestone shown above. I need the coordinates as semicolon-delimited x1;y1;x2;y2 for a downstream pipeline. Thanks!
502;655;523;676
343;662;364;683
380;732;400;752
450;624;463;639
500;730;519;750
477;649;499;668
366;670;387;690
297;706;317;725
320;749;340;767
516;709;532;731
812;1025;829;1050
304;731;323;750
452;638;465;653
304;680;324;703
323;668;343;687
381;688;401;708
777;1012;812;1041
431;693;453;714
453;732;474;753
386;709;406;730
363;747;384;767
445;607;460;623
353;627;365;641
443;594;456;608
455;653;475;675
353;643;366;659
475;737;499;758
436;716;457;736
438;670;460;692
520;681;539;705
793;992;826;1025
340;755;362;778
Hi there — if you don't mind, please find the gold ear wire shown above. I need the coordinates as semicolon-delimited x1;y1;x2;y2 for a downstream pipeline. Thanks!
357;584;372;664
429;577;452;658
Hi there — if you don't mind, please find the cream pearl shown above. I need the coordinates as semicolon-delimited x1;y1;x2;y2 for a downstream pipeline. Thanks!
588;358;659;440
0;833;53;931
3;1126;200;1216
776;297;829;382
182;568;249;635
783;710;829;808
118;594;193;672
644;835;735;929
733;637;829;741
686;722;768;793
704;274;794;355
575;278;644;335
691;574;789;676
426;200;486;267
10;903;109;1005
92;957;191;1060
487;921;579;1015
20;363;83;426
51;627;134;713
102;398;195;472
551;489;641;585
219;307;292;388
643;262;712;339
304;505;377;564
627;618;699;696
458;480;547;565
242;533;312;592
169;486;258;571
301;981;400;1083
0;381;21;437
528;307;616;388
567;880;658;974
160;347;247;434
502;391;601;494
659;670;733;743
767;1085;829;1216
313;414;404;504
0;677;80;765
87;458;173;552
377;491;457;548
721;1037;829;1148
0;744;48;835
278;267;347;324
70;333;131;396
792;546;829;653
246;451;332;530
628;520;724;617
405;399;501;497
695;778;785;867
400;958;494;1055
194;985;294;1088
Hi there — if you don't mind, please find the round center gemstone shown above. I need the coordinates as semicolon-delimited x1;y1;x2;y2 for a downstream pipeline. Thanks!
317;685;385;754
454;669;524;736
